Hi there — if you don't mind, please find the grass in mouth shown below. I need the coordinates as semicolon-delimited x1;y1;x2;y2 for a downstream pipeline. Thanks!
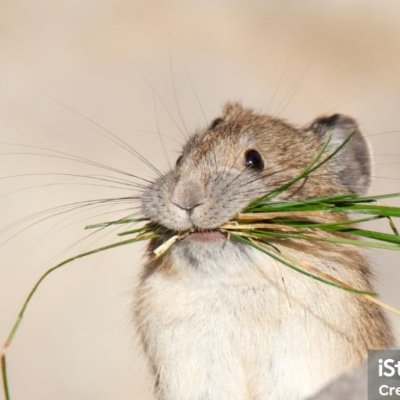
2;131;400;399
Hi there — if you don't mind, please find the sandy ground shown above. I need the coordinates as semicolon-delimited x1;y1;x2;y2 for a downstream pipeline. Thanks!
0;1;400;399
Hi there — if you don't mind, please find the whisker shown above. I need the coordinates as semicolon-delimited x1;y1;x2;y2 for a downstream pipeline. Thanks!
169;54;190;137
139;72;188;140
50;206;143;238
183;67;208;126
152;93;171;168
264;55;290;115
0;196;141;245
374;161;400;167
373;153;400;157
0;172;148;189
0;145;153;183
221;147;247;183
48;97;163;176
24;209;143;275
0;182;142;199
240;166;293;188
273;62;311;118
371;175;400;182
367;130;400;139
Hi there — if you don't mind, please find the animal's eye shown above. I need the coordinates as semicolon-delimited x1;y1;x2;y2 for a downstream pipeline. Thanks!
209;117;224;130
245;149;264;171
176;155;183;166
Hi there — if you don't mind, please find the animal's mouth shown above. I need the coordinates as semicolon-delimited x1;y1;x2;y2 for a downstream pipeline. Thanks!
152;228;228;257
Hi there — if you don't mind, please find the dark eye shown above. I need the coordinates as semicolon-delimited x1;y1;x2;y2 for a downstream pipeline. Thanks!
176;155;183;167
245;149;264;171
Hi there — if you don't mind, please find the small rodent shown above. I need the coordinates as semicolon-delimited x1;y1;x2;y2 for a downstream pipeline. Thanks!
135;103;393;400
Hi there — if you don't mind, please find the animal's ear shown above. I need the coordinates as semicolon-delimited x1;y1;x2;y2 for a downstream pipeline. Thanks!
222;102;246;120
306;114;372;194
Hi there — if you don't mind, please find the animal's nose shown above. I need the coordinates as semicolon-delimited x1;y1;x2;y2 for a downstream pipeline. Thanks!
170;179;205;213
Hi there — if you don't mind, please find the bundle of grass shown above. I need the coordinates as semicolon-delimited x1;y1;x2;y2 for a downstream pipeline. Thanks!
2;132;400;399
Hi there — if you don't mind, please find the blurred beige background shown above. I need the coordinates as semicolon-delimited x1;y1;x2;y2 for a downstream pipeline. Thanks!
1;1;400;399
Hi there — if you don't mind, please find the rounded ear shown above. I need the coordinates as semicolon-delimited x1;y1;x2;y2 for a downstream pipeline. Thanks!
306;114;372;194
222;102;247;120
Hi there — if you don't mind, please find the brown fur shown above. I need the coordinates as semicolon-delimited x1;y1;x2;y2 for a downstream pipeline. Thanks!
138;103;393;400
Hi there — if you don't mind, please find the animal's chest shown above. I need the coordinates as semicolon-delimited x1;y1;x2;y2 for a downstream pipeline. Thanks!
136;252;359;399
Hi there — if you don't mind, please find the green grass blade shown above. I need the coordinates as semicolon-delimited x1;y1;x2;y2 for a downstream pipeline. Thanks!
276;216;382;228
248;130;358;210
239;229;400;251
326;228;400;245
118;226;153;236
247;193;400;215
0;234;157;400
248;135;333;208
1;355;9;400
388;216;400;236
333;204;400;217
246;202;400;217
336;192;400;203
231;233;376;295
248;194;356;212
85;218;148;229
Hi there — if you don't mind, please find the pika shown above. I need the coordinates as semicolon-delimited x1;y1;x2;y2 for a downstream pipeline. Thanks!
135;103;393;400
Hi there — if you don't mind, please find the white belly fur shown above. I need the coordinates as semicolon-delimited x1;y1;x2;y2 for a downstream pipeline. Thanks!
135;239;369;400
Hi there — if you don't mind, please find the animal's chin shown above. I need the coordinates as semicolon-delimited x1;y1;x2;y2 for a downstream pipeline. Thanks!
186;231;226;242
